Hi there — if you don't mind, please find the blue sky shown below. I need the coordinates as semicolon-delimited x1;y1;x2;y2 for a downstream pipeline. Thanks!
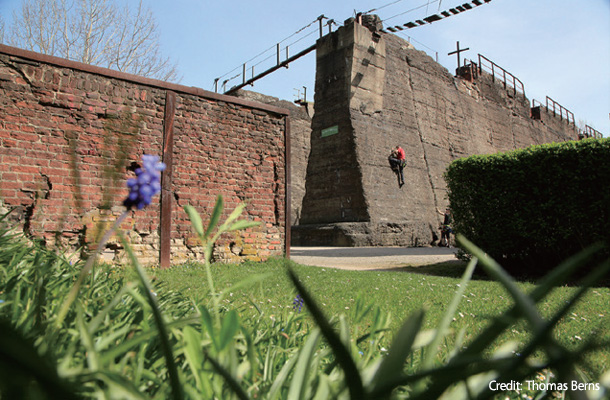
1;0;609;135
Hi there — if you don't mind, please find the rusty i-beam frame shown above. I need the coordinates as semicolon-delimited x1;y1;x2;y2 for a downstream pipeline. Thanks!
159;91;176;269
225;44;317;95
224;15;329;95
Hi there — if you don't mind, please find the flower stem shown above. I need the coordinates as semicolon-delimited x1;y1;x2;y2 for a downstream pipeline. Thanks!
55;210;130;327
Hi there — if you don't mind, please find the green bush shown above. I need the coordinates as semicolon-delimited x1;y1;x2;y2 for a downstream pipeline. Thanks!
445;138;610;275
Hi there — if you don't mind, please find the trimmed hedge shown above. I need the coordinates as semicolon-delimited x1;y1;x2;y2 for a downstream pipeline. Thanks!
445;138;610;274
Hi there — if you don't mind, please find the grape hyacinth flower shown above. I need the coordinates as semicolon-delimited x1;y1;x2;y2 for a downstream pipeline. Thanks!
293;294;304;313
124;155;166;210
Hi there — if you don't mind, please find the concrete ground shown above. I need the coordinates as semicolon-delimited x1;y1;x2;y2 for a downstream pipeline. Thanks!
289;246;460;271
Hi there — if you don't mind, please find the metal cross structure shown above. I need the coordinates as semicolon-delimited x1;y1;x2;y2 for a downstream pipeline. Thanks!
448;41;469;72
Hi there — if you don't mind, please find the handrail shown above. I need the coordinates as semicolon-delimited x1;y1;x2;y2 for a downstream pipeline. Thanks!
216;15;333;94
477;54;525;99
532;98;576;127
545;96;575;125
582;125;603;139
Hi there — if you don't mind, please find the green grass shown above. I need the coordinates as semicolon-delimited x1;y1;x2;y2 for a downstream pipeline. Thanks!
151;257;610;379
3;194;609;398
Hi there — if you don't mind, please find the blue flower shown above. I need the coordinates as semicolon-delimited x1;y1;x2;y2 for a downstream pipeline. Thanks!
292;294;304;312
123;155;166;210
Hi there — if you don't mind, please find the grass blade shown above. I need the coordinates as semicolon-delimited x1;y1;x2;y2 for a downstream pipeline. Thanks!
228;220;260;232
184;205;204;238
268;349;299;400
458;235;545;332
99;317;200;365
288;328;322;399
205;352;250;400
454;242;604;361
219;310;239;351
422;257;477;369
0;319;79;400
119;234;184;400
204;195;224;239
198;305;219;351
370;309;425;396
286;264;364;399
182;325;205;392
88;283;136;332
420;240;607;400
220;202;248;230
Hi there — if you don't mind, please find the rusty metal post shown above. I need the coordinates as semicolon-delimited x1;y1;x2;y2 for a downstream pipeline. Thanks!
277;43;280;66
319;15;324;37
513;76;517;97
242;63;246;84
284;116;291;259
160;91;176;269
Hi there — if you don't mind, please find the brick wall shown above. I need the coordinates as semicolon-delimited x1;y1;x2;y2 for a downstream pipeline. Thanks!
0;44;289;266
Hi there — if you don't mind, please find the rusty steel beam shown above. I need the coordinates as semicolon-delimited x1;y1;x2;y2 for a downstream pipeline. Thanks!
284;116;291;259
225;43;316;95
159;90;176;269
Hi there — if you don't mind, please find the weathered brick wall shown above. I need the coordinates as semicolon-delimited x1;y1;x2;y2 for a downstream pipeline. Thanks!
234;89;313;226
0;44;288;266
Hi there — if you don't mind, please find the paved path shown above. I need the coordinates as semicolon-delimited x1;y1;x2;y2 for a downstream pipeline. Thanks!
290;246;459;271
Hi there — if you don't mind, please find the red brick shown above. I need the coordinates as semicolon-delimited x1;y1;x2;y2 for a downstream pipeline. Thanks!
11;165;40;174
11;131;40;142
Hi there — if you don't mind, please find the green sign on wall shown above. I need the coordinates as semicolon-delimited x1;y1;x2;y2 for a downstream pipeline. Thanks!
321;125;339;137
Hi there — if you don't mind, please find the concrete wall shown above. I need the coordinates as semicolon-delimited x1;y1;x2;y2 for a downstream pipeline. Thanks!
293;19;578;246
0;44;289;265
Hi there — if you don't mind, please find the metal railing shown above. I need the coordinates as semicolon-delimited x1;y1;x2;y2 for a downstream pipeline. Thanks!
580;125;603;139
544;96;575;125
477;54;525;98
217;15;334;95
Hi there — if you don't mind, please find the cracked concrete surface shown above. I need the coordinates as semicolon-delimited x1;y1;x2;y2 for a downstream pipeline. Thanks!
290;246;460;271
